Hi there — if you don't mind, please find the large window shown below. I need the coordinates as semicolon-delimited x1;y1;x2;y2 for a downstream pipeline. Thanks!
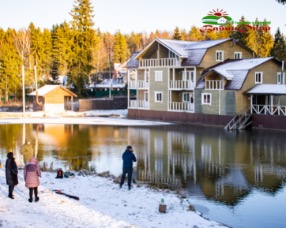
155;71;163;82
277;72;285;84
216;51;224;62
234;52;242;59
155;92;163;102
202;93;211;105
255;72;263;84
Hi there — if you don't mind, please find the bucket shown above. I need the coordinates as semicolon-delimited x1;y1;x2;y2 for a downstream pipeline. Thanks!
159;204;167;213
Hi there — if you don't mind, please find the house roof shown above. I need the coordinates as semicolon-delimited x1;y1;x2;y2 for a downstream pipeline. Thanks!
132;38;233;67
29;85;77;97
126;51;140;69
200;57;275;90
245;84;286;95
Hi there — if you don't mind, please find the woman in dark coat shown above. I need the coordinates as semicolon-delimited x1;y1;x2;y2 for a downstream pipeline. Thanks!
5;152;18;199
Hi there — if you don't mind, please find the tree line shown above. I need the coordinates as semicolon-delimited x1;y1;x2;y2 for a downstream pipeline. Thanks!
0;0;285;101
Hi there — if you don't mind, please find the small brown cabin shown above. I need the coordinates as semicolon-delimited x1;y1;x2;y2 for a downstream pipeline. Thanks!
29;85;77;112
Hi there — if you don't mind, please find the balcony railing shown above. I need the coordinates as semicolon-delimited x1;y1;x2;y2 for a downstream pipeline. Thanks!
169;102;194;112
251;104;286;115
169;80;195;90
129;100;149;109
205;80;224;90
129;80;149;89
139;58;180;68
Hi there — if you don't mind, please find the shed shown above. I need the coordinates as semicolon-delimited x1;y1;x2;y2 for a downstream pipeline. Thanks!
29;85;77;112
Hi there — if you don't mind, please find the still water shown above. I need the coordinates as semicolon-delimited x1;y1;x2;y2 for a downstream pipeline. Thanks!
1;123;286;228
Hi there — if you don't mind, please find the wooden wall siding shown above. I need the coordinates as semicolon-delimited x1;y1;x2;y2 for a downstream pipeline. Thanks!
149;68;169;111
235;91;249;114
45;87;72;104
159;43;169;58
199;41;253;69
128;109;233;126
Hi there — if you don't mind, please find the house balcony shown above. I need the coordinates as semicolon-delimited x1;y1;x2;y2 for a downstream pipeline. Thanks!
169;102;194;112
169;80;195;90
205;80;224;90
129;100;149;109
139;58;180;68
129;80;149;89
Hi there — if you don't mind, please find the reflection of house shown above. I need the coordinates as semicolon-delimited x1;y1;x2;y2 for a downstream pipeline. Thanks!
29;85;77;112
127;38;286;130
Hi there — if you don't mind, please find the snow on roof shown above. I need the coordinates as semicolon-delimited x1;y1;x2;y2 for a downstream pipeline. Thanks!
158;39;192;57
213;57;273;72
29;85;77;97
185;38;231;50
246;84;286;95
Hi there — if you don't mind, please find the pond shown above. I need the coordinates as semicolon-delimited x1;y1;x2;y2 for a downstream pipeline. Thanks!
0;123;286;227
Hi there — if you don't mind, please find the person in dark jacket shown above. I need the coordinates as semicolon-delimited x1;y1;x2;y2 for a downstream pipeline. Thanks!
119;145;137;190
5;152;18;199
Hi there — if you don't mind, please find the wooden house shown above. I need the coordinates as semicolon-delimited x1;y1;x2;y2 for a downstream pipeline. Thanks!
126;38;253;117
29;85;77;112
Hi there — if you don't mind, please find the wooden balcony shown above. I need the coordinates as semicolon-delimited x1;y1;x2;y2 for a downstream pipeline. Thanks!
139;58;180;68
169;80;195;90
169;102;194;112
129;80;149;89
129;100;149;109
205;80;224;90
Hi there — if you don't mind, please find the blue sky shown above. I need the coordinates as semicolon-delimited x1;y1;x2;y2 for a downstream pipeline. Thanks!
0;0;285;35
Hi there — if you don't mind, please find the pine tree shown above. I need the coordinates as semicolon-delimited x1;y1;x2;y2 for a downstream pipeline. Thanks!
113;31;129;64
188;26;204;41
68;0;96;97
173;27;182;40
270;28;286;61
0;29;21;101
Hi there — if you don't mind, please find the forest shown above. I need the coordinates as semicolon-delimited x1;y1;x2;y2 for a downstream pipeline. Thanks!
0;0;286;101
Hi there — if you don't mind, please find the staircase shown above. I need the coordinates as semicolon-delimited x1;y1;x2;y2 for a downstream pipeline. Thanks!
225;112;252;131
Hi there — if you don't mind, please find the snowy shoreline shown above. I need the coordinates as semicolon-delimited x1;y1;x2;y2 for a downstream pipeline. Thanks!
0;110;227;227
0;168;227;228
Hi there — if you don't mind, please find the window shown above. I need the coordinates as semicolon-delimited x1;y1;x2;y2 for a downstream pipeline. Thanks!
277;72;285;84
234;52;242;59
155;92;163;102
183;71;195;81
216;51;224;62
182;92;190;102
155;71;163;81
255;72;263;84
202;93;211;105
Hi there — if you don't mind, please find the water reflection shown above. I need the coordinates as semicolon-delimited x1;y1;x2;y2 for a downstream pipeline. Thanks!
1;123;286;226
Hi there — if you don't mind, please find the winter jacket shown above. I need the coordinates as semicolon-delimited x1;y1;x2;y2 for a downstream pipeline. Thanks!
122;149;137;169
5;157;19;186
24;157;41;188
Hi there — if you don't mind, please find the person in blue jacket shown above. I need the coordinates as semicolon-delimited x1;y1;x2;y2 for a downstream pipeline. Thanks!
119;145;137;190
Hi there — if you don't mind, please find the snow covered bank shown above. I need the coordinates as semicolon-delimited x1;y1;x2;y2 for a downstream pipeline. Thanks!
0;168;226;228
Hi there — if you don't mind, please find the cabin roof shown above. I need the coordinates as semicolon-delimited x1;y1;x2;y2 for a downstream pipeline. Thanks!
29;85;77;97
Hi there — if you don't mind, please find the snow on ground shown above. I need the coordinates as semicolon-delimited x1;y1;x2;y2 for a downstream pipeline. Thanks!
0;110;227;227
0;169;226;228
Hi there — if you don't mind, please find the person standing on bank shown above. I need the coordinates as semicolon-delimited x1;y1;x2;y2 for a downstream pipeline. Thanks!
5;152;18;199
120;145;137;190
24;157;41;203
